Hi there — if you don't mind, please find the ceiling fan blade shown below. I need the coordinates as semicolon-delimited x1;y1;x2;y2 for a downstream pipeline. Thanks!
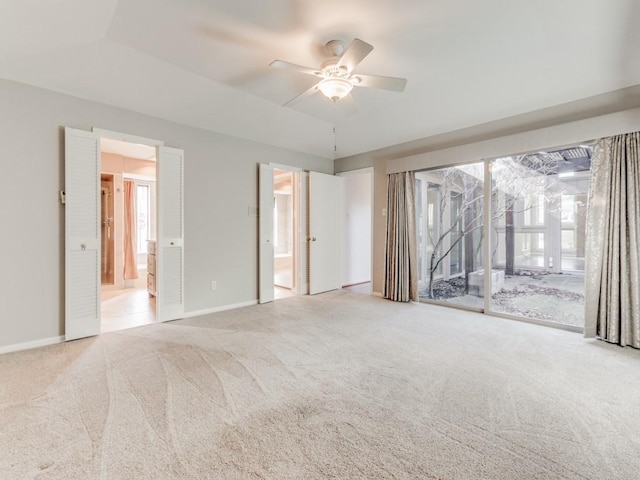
283;83;320;106
270;60;321;77
353;74;407;92
336;38;373;72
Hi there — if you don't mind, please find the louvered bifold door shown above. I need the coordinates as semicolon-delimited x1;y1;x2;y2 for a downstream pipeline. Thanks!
65;127;101;341
157;146;185;321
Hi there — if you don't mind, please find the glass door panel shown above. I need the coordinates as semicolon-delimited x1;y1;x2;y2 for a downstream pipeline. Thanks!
415;162;484;310
489;147;591;327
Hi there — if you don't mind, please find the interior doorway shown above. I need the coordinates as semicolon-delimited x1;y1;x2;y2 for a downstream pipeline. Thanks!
65;127;184;341
259;165;345;302
273;168;299;300
99;138;158;333
339;168;373;294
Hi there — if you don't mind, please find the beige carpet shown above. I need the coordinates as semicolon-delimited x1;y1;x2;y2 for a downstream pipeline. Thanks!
1;291;640;479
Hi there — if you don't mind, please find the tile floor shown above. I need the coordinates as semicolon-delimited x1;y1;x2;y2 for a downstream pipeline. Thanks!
274;286;296;300
101;287;157;333
101;281;372;333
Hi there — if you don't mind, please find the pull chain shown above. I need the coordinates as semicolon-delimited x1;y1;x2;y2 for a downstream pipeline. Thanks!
333;126;337;155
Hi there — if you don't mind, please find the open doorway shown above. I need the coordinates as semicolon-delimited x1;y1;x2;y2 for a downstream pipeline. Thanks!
99;138;157;332
339;168;373;295
259;164;308;303
273;168;298;300
65;127;184;341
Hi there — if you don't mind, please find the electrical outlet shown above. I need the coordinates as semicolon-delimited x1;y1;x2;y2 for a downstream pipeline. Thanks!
211;281;217;290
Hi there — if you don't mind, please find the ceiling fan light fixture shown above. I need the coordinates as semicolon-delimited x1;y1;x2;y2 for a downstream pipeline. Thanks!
318;77;353;102
271;38;407;107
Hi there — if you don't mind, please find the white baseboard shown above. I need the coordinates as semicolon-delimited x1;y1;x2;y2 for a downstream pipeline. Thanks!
372;291;383;297
0;335;65;355
180;300;258;319
0;301;260;355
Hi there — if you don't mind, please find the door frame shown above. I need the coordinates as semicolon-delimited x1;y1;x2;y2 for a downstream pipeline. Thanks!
65;127;185;340
95;130;163;318
258;163;305;303
270;163;303;296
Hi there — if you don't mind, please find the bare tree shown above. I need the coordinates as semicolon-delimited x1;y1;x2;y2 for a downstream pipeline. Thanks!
419;155;565;299
422;167;483;298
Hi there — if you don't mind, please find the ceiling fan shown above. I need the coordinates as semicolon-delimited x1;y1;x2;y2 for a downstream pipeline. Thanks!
270;38;407;106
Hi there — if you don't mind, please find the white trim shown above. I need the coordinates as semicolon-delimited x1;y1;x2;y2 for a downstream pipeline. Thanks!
0;336;65;355
263;162;304;298
269;162;302;172
372;291;384;297
92;128;164;147
180;300;258;319
336;167;374;176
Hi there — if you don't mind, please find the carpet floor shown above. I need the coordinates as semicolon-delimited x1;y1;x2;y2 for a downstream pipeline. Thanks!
1;291;639;479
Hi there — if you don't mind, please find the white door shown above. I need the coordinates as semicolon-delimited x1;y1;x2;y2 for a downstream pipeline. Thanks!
259;164;275;303
65;127;101;341
309;171;343;294
157;146;185;321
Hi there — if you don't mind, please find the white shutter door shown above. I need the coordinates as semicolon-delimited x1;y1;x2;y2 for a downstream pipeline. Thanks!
309;172;343;294
259;164;275;303
157;146;185;321
65;127;101;341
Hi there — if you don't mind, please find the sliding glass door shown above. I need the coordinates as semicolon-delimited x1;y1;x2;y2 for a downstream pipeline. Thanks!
489;147;591;327
415;145;591;328
415;162;484;310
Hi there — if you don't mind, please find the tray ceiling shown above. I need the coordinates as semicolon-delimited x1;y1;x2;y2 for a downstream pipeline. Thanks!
1;0;639;159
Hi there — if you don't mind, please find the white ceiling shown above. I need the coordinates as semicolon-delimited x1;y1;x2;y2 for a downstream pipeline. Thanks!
1;0;639;159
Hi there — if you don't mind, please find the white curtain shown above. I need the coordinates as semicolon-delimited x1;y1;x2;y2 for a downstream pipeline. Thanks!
584;133;640;348
384;172;418;302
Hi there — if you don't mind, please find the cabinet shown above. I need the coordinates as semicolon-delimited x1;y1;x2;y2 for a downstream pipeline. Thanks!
147;240;156;297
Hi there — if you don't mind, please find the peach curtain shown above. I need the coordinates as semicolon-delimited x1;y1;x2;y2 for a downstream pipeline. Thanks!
123;180;138;280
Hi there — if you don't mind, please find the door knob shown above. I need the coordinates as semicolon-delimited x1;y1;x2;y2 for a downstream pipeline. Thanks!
80;243;86;251
311;237;317;242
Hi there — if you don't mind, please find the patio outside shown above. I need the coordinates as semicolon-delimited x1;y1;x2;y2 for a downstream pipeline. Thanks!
416;146;592;327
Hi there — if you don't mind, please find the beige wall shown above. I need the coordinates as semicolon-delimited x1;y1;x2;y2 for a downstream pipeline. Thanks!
0;78;332;350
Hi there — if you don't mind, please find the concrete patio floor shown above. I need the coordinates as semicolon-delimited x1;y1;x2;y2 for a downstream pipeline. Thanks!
419;272;585;327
